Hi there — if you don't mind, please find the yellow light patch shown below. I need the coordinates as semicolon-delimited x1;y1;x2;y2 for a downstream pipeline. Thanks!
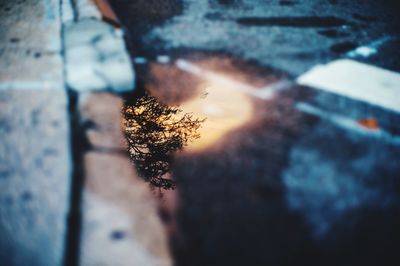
178;80;253;153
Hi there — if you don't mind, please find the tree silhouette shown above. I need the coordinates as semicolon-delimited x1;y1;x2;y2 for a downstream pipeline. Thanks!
123;92;204;189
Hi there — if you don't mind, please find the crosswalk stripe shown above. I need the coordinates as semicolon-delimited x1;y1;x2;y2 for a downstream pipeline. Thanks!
297;59;400;113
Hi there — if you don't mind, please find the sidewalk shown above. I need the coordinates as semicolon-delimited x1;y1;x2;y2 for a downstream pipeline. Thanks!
1;1;400;266
0;0;69;264
0;1;171;265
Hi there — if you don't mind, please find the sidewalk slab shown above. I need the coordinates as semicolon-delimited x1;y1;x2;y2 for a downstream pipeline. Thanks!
0;0;62;52
0;0;63;89
0;48;63;89
63;0;135;93
64;19;134;92
0;1;70;265
78;93;172;266
0;90;71;266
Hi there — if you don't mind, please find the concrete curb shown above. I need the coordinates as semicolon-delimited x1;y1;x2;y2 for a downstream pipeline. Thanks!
63;0;135;93
61;2;172;266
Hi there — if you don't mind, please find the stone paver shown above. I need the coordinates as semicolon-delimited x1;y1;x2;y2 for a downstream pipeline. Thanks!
0;48;63;88
0;1;69;265
78;92;172;266
0;90;71;266
0;0;63;88
0;0;62;52
64;0;135;93
64;19;134;93
78;92;126;150
75;0;102;20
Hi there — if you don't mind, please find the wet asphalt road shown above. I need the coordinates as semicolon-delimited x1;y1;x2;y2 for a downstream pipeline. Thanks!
111;1;400;265
112;0;400;74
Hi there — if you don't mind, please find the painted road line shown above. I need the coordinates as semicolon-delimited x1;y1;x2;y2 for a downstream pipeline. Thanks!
176;59;292;100
157;55;171;64
133;57;148;64
297;59;400;113
346;36;392;58
296;102;400;145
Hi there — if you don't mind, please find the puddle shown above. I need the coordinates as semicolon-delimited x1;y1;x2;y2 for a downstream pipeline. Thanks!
121;53;314;265
176;81;253;153
122;54;288;188
318;29;350;39
120;52;400;265
105;2;400;264
118;52;400;266
123;92;205;189
330;41;358;53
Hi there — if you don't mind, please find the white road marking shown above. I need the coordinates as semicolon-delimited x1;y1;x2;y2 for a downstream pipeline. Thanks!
133;57;147;64
296;102;400;145
156;55;170;64
176;59;292;100
297;59;400;113
347;36;392;58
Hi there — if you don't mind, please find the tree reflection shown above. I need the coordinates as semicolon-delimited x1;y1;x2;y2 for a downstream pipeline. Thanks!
123;92;204;189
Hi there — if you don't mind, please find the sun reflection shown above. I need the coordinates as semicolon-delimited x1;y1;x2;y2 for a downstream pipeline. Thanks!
146;58;257;153
124;57;258;188
178;80;254;153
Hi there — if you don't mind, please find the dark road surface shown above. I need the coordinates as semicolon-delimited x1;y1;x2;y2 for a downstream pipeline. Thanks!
111;1;400;265
112;0;400;74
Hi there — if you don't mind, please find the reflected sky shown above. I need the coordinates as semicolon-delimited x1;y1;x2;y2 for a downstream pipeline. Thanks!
121;54;400;266
143;56;281;153
175;78;253;153
123;55;283;188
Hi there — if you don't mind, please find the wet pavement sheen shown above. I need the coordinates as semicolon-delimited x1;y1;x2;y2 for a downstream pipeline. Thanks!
122;53;400;266
110;0;400;265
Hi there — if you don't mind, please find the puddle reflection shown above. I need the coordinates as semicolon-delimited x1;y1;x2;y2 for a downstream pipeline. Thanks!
123;92;204;189
145;57;259;153
177;79;253;152
123;81;253;188
123;57;263;188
